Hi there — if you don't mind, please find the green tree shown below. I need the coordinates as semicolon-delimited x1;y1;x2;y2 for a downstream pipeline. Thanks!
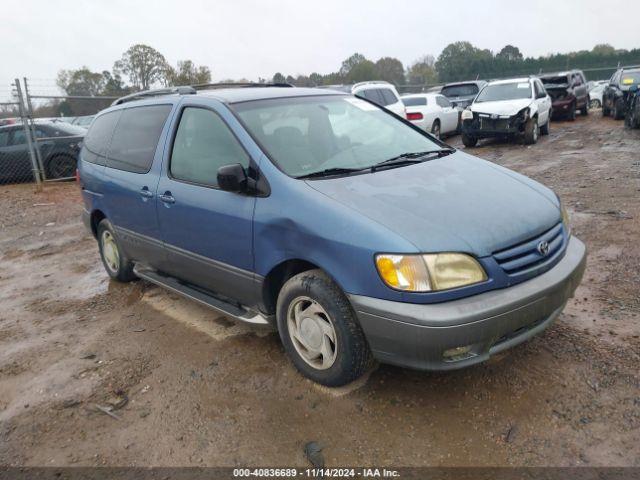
309;72;323;86
56;67;105;96
496;45;523;61
374;57;405;85
114;44;168;91
272;72;286;83
435;41;493;82
592;44;616;56
406;55;438;87
165;60;211;86
339;53;366;77
346;60;376;83
101;71;131;96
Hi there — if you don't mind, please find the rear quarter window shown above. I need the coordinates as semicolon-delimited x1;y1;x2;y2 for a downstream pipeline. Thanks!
106;105;172;174
83;111;122;166
379;88;399;106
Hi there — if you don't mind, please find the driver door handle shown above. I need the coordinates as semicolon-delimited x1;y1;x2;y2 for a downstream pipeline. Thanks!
159;192;175;204
140;187;154;198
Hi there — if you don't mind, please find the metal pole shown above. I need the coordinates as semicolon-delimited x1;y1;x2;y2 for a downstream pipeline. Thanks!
14;79;42;187
23;77;46;180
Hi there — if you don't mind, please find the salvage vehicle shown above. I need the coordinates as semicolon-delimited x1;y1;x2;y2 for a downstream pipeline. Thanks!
540;70;589;120
603;67;640;119
624;85;640;129
79;84;586;386
401;93;459;138
319;81;406;118
461;77;552;147
440;81;486;109
0;121;85;182
588;82;607;109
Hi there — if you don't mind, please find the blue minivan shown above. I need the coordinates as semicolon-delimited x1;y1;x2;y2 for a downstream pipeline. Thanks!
79;84;586;386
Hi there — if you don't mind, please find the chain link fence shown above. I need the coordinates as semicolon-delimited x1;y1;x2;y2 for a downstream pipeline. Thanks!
0;78;117;187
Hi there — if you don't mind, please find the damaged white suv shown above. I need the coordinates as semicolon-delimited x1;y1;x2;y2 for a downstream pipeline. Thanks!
461;77;552;147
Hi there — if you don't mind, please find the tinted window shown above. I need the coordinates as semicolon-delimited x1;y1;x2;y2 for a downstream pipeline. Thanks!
402;97;427;107
170;107;250;187
107;105;172;174
10;129;27;146
83;111;121;165
379;88;399;106
357;89;383;105
436;96;451;108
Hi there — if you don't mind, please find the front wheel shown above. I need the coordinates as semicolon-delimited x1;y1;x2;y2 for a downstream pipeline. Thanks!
567;102;576;121
97;219;136;282
590;99;601;109
581;100;589;116
540;115;550;136
276;270;372;387
523;117;538;144
461;133;478;147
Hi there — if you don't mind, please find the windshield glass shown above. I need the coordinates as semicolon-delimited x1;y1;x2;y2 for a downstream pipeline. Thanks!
541;76;569;87
441;84;479;97
621;71;640;86
233;96;441;178
475;82;532;102
401;97;427;106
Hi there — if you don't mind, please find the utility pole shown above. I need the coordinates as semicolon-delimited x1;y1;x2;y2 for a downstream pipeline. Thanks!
23;77;45;180
14;79;42;188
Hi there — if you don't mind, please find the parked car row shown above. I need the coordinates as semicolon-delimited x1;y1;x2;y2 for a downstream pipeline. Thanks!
602;66;640;120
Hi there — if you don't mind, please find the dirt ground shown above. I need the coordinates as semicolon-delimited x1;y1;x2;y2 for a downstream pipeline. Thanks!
0;112;639;468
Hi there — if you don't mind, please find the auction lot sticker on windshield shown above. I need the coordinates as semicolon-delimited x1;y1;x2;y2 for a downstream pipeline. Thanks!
345;97;379;111
622;77;635;84
517;83;530;88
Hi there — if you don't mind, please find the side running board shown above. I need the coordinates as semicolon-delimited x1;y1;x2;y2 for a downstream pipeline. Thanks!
134;266;270;325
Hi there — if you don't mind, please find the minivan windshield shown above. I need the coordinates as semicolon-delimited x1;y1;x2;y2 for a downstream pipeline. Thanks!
233;96;443;178
475;82;533;103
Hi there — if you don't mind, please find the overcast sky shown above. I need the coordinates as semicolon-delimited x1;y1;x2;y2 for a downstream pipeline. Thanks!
2;0;638;97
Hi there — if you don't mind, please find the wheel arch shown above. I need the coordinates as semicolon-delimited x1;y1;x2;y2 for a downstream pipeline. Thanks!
89;209;107;239
261;259;324;315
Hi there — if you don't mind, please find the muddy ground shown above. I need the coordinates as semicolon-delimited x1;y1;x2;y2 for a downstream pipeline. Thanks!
0;113;639;468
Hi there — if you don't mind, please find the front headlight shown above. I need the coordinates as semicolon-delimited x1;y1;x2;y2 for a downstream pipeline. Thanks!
461;109;474;121
518;107;530;121
375;253;487;292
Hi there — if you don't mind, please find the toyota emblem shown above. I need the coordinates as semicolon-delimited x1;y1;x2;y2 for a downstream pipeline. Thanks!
537;241;550;256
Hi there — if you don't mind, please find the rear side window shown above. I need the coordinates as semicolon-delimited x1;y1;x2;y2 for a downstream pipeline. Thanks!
436;96;451;108
107;105;172;174
83;111;121;166
356;89;383;105
170;107;250;187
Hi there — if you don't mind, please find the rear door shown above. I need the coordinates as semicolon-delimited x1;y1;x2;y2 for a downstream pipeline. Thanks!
155;98;257;305
102;103;174;267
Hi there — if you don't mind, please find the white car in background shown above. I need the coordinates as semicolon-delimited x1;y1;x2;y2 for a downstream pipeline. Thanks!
588;81;607;109
319;81;406;118
401;93;459;138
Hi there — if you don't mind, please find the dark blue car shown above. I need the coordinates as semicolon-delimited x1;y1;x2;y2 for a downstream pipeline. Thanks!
79;84;586;386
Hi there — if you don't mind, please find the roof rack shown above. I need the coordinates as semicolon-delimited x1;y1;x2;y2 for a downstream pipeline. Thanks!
192;82;294;90
112;86;196;106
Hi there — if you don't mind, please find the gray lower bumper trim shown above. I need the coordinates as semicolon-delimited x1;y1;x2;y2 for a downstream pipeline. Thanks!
349;236;586;371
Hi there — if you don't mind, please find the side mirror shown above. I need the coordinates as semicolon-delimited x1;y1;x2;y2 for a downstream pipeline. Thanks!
217;163;247;192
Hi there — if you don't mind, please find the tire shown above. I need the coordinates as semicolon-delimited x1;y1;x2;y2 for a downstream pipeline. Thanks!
276;269;372;387
580;99;589;116
431;119;441;139
613;98;625;120
540;115;550;136
567;102;576;121
523;117;538;145
590;99;601;109
46;154;77;179
97;219;136;282
461;133;477;147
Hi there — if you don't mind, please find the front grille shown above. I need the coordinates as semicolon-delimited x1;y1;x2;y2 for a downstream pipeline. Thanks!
479;117;510;130
493;222;565;276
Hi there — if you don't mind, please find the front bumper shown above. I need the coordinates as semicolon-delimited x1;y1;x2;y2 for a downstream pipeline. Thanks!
461;116;525;139
349;236;586;371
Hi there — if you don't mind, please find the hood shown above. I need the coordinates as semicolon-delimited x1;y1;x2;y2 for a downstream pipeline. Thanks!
305;151;560;257
470;98;532;117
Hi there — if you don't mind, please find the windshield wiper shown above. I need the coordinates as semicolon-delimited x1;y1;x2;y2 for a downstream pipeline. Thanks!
371;149;454;172
296;167;366;179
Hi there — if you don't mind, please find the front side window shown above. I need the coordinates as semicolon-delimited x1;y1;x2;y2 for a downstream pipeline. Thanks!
475;82;533;102
107;104;172;174
0;130;10;147
170;107;250;187
10;129;27;146
233;95;441;178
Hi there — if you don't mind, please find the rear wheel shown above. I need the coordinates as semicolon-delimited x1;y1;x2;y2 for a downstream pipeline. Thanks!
581;99;589;116
46;154;76;179
431;120;441;139
523;117;538;145
540;115;550;136
276;269;372;387
461;133;477;148
97;220;136;282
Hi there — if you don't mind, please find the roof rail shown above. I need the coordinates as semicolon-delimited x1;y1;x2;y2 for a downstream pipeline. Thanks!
621;65;640;71
192;82;294;90
112;86;196;106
